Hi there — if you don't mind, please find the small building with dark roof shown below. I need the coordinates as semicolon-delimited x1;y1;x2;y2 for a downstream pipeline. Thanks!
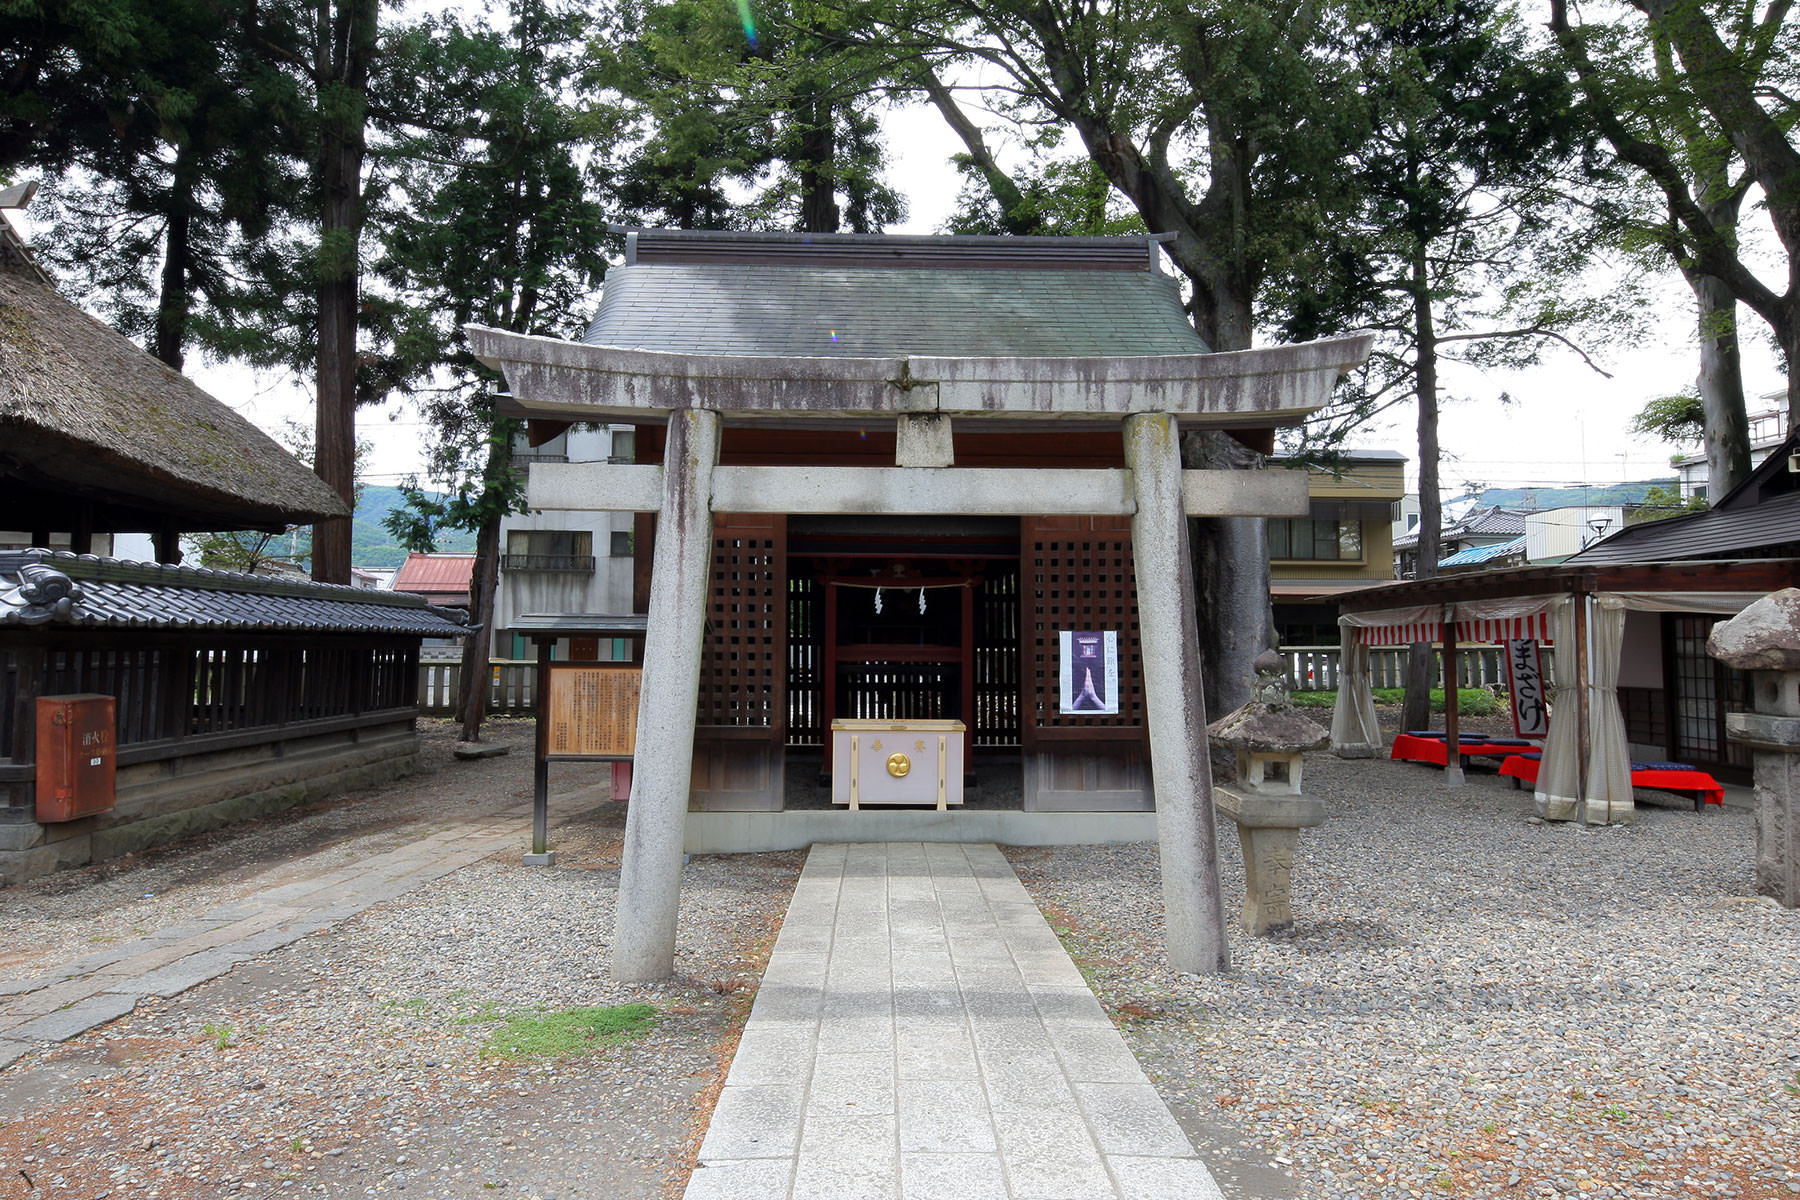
1332;436;1800;819
0;550;467;885
0;197;458;884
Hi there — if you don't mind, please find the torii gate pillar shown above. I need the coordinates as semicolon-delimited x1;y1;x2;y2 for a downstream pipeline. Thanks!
1124;412;1230;974
612;408;720;982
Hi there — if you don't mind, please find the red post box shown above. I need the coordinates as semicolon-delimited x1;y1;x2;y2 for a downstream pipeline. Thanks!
36;694;117;823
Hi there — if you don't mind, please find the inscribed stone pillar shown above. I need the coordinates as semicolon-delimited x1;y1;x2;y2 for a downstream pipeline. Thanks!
1709;589;1800;908
1124;412;1230;975
612;408;721;981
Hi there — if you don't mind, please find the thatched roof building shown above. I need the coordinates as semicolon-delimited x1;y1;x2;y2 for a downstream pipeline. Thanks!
0;209;346;547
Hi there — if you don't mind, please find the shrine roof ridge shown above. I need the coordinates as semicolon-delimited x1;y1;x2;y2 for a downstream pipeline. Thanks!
617;227;1176;272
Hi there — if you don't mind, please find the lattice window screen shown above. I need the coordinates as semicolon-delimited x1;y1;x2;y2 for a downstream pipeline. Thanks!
1023;516;1144;732
698;514;786;728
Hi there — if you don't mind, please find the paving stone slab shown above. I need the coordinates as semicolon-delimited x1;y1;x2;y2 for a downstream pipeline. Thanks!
1109;1155;1228;1200
899;1152;1010;1200
9;991;142;1043
681;1158;795;1200
808;1051;897;1117
792;1112;899;1200
0;1037;33;1068
697;1084;807;1160
0;976;52;997
116;948;245;998
2;976;104;1018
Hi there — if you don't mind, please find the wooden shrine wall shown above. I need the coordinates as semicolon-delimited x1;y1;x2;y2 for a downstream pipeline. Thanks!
1021;515;1145;740
691;513;787;810
1020;515;1151;811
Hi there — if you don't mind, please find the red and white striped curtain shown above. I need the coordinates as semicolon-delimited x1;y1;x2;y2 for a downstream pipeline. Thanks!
1458;610;1555;645
1361;618;1444;646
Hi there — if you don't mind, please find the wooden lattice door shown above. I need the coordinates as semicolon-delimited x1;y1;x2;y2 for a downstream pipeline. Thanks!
1020;515;1145;740
697;514;787;732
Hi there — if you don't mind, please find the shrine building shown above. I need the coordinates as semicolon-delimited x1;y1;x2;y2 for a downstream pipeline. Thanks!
471;230;1371;979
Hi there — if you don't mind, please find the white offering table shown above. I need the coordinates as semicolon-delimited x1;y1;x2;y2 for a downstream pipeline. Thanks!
829;719;967;810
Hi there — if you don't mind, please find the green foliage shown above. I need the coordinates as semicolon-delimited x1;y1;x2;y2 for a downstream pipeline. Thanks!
1630;391;1707;446
1300;688;1504;717
475;1003;657;1060
5;0;312;367
1277;0;1629;452
1635;483;1708;520
594;0;903;232
946;158;1147;238
373;0;618;557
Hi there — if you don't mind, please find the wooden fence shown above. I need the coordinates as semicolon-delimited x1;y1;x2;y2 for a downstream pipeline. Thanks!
1281;644;1555;692
418;660;538;716
421;646;1554;717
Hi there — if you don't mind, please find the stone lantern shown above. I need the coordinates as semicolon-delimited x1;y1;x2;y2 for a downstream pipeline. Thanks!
1708;588;1800;908
1208;650;1329;936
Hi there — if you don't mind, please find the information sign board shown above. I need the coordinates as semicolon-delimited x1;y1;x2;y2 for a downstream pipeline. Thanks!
545;665;641;759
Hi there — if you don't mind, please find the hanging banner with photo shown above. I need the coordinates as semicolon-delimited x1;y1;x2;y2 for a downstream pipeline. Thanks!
1505;639;1548;739
1059;630;1119;715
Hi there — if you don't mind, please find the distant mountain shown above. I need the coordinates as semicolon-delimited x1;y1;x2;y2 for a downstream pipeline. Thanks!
1474;480;1679;511
353;485;476;568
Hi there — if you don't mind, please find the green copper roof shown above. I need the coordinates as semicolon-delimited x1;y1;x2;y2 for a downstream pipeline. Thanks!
582;232;1209;358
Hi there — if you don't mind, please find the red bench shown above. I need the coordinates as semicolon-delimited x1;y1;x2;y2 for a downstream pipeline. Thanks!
1391;732;1535;767
1498;753;1724;809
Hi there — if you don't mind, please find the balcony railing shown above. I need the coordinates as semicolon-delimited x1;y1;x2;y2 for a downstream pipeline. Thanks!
500;554;596;573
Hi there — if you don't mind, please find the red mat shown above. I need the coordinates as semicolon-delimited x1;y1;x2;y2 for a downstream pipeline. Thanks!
1497;754;1723;806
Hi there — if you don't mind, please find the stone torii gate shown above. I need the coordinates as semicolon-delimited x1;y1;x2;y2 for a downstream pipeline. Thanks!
469;324;1372;981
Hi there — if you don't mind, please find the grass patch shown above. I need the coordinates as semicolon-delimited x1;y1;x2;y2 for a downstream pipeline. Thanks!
1290;687;1503;717
477;1003;657;1061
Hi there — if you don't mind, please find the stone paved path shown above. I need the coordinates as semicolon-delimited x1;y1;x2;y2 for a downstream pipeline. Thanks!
685;841;1225;1200
0;803;545;1070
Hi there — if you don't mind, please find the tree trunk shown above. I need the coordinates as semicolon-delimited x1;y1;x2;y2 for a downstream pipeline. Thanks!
153;152;197;370
1402;239;1442;735
310;0;377;585
1183;431;1269;718
458;480;504;743
1781;304;1800;436
796;95;839;233
1684;189;1752;501
1692;270;1751;501
1176;272;1267;718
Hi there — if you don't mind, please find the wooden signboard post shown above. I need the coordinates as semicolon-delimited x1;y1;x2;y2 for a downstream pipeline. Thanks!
529;661;642;865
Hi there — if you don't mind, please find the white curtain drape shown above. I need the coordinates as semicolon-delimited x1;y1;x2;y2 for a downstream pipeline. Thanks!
1534;595;1583;820
1330;620;1383;758
1586;597;1634;822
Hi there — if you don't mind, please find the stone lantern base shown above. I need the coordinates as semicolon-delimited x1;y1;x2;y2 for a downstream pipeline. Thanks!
1215;788;1325;936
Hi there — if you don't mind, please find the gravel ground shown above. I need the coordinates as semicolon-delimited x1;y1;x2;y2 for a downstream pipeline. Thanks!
6;718;1797;1200
1006;753;1800;1200
0;721;803;1200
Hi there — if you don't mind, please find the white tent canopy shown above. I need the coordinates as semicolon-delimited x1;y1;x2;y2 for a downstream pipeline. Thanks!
1331;589;1766;823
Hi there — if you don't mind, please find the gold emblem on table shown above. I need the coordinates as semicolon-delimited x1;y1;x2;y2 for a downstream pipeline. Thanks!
886;752;911;778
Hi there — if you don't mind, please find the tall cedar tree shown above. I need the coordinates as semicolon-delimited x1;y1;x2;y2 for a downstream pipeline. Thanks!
376;0;611;742
308;0;378;583
1;0;308;373
594;0;902;231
